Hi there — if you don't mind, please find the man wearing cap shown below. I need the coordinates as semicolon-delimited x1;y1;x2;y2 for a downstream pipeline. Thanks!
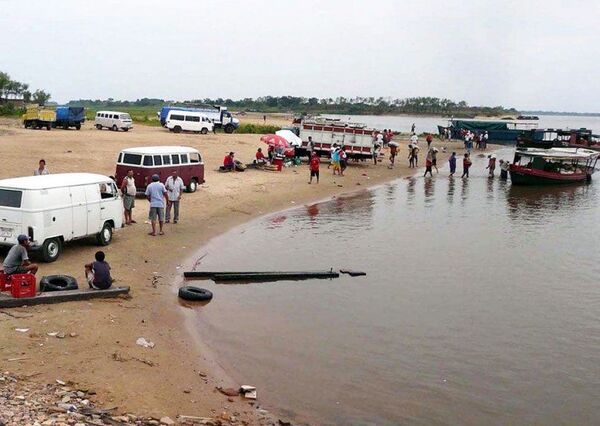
3;235;38;275
144;174;167;236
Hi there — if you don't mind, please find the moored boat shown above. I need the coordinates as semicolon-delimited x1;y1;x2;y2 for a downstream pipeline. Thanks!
516;128;600;151
438;118;539;145
509;147;599;185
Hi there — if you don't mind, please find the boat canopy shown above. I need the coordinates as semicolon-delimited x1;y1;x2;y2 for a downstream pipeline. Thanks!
516;147;599;160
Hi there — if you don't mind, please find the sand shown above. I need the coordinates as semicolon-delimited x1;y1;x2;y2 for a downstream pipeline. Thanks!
0;115;465;423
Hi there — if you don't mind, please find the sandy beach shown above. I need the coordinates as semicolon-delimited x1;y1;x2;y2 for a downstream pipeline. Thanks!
0;116;465;424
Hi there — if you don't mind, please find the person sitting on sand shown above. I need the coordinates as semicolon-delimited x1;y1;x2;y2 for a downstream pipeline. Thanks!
255;148;267;165
85;251;113;290
223;152;235;172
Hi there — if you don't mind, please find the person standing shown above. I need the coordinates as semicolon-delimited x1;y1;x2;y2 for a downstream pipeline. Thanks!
448;152;457;176
165;170;185;224
389;143;398;168
461;153;472;178
412;144;419;167
339;146;348;176
499;159;510;180
431;147;438;173
145;174;167;236
308;152;320;184
424;151;433;177
410;132;418;146
263;114;267;123
426;133;433;149
486;154;497;177
331;146;341;175
411;123;416;133
483;131;489;149
34;159;49;176
2;234;38;275
307;136;315;160
120;170;137;225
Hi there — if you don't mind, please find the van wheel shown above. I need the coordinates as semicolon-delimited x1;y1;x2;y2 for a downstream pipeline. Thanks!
123;128;129;132
75;123;81;130
112;125;118;131
96;124;102;130
41;238;62;263
200;128;208;135
173;126;182;133
224;124;234;134
186;178;198;193
96;222;113;246
46;124;51;131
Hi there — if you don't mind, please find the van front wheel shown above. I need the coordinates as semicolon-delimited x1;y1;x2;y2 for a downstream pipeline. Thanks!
96;222;113;246
200;128;208;134
173;126;182;133
111;125;118;131
186;178;198;193
41;238;62;263
96;124;102;130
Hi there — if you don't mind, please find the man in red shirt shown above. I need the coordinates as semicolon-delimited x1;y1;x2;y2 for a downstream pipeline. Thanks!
223;152;235;172
308;152;320;184
426;133;433;148
255;148;267;165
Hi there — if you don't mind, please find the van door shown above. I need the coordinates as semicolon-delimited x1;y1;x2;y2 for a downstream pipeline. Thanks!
99;181;119;222
70;186;88;238
84;184;102;235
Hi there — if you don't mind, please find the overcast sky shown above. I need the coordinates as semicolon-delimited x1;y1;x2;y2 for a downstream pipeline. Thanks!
1;0;599;111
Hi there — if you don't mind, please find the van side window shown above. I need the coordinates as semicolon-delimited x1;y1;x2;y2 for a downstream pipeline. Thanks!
180;154;189;164
143;155;153;166
0;189;22;208
99;183;115;199
189;152;200;163
171;154;180;165
171;114;185;121
162;155;171;165
153;155;163;166
113;114;118;119
117;153;123;163
185;115;200;122
123;153;142;165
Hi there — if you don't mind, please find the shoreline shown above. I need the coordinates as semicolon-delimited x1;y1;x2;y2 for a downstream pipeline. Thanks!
0;117;471;424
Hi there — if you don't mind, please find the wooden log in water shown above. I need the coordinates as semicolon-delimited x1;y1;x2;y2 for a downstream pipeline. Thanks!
0;286;130;308
184;270;340;282
340;270;367;277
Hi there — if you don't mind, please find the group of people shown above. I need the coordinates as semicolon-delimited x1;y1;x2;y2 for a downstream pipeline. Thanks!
462;130;489;151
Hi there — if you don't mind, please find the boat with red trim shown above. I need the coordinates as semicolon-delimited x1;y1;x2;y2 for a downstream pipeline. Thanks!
510;147;599;185
516;128;600;151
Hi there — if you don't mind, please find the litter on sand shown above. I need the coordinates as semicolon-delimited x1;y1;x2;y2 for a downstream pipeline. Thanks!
136;337;155;348
240;385;257;399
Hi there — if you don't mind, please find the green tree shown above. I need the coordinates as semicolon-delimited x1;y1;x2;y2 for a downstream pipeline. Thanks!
32;89;51;105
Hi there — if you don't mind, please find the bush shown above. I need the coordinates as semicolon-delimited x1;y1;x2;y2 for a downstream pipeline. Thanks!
236;123;281;134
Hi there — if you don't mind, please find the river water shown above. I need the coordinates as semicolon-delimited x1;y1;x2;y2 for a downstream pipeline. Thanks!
323;113;600;135
192;150;600;425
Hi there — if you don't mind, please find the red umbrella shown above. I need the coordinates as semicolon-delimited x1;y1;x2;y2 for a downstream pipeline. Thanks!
260;134;290;149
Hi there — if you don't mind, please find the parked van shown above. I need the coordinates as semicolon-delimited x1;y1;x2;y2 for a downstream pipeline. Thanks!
166;111;214;134
115;146;205;193
95;111;133;131
0;173;123;262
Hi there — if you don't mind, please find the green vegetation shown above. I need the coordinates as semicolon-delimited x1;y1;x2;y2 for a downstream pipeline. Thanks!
236;123;281;134
0;71;51;115
67;96;519;118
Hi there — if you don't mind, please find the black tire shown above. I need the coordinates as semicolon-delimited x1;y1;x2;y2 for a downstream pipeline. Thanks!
112;124;118;131
173;126;182;134
186;178;198;193
40;275;78;292
75;123;81;130
123;128;129;132
96;124;102;130
41;238;61;262
224;124;234;134
96;222;113;246
46;124;51;131
63;123;69;130
178;286;213;301
200;127;208;135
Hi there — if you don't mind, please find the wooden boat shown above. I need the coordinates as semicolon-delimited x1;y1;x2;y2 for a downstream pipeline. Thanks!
517;128;600;151
184;270;340;282
509;147;599;185
438;118;539;145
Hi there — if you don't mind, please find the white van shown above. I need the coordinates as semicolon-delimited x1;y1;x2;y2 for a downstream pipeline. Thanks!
166;110;214;134
95;111;133;132
0;173;123;262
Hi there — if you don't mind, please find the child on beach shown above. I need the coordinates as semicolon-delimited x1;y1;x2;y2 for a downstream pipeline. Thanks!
448;152;457;176
85;251;113;290
461;153;472;178
308;152;320;184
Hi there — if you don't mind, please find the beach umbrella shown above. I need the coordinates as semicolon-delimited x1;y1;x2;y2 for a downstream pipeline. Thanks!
260;134;290;149
275;129;302;147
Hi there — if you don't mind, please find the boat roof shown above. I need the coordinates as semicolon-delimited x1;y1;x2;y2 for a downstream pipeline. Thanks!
451;118;539;124
516;147;599;160
0;173;114;190
120;146;200;155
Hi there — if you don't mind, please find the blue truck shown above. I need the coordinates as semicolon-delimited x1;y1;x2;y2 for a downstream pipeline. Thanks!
158;105;239;133
53;106;85;130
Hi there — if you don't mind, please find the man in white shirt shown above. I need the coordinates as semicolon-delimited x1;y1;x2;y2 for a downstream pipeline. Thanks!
120;170;137;225
165;170;185;224
410;133;418;145
33;159;49;176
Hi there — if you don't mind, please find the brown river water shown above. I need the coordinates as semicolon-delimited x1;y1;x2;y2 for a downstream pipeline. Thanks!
191;149;600;425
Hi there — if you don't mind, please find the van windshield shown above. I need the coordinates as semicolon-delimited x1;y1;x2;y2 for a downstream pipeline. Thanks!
122;153;142;165
0;189;23;208
120;114;131;120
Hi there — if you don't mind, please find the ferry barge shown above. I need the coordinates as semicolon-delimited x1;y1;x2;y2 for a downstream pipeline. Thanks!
438;118;539;144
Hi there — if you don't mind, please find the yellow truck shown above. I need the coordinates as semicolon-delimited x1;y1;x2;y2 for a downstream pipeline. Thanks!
22;105;56;130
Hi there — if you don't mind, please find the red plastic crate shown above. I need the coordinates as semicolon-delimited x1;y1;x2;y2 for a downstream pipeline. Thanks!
9;274;36;298
0;271;10;292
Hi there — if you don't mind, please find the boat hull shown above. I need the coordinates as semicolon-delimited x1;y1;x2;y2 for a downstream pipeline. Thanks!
509;166;591;185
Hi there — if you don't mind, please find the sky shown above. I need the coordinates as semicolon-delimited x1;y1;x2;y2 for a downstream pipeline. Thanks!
1;0;599;112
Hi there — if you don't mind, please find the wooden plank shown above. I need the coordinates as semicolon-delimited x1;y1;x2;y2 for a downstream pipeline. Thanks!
340;270;367;277
0;286;130;308
211;271;340;282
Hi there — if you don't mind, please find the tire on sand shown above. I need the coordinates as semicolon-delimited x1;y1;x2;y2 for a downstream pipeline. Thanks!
40;275;78;292
178;286;213;301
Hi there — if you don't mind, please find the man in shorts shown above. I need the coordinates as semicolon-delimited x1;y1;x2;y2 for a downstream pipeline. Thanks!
85;251;113;290
3;235;38;275
308;152;320;184
121;170;137;225
144;174;167;236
